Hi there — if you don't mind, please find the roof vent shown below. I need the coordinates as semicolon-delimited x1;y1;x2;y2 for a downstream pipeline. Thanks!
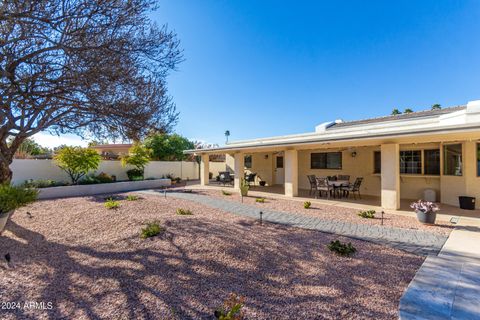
315;119;343;133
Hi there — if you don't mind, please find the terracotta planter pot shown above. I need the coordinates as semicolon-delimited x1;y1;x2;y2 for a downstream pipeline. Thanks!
0;210;13;234
416;210;437;224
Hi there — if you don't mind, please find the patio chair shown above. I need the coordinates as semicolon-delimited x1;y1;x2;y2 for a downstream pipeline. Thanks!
341;177;363;200
338;175;350;181
245;173;257;186
307;175;317;195
315;177;333;199
219;171;233;186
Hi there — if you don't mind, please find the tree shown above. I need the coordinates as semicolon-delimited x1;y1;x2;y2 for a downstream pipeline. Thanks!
54;147;101;184
10;138;49;158
391;109;402;115
121;143;151;171
0;0;183;183
144;133;194;161
225;130;230;143
404;108;414;113
432;104;442;110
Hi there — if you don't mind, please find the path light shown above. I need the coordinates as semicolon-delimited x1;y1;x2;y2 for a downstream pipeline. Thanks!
381;211;384;226
259;211;263;225
164;189;167;198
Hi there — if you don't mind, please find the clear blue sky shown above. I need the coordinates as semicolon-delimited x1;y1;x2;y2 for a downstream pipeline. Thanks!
36;0;480;148
151;0;480;146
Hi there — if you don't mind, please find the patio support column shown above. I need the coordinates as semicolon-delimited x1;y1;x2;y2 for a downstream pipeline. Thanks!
234;152;244;190
381;143;400;210
200;154;209;186
284;149;298;197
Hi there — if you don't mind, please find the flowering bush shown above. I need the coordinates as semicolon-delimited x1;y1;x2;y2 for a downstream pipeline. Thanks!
410;200;439;213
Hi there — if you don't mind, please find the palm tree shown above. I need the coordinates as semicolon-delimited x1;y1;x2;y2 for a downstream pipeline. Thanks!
431;104;441;110
224;130;230;144
404;108;414;113
391;108;401;115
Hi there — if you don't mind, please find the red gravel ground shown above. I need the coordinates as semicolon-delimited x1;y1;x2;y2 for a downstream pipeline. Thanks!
0;193;423;319
198;189;453;236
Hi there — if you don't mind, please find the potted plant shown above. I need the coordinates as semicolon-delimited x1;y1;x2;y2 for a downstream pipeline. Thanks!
240;178;249;197
410;200;439;224
0;184;38;233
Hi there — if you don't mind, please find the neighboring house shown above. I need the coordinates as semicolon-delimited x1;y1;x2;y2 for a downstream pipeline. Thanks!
91;144;132;160
188;100;480;210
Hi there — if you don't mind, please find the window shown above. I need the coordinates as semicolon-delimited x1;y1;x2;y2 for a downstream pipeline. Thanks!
311;152;342;169
400;150;421;174
276;156;284;168
444;144;462;176
244;155;252;169
373;151;381;174
424;149;440;175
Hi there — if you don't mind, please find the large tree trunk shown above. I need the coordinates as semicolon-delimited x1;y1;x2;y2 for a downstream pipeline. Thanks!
0;152;13;184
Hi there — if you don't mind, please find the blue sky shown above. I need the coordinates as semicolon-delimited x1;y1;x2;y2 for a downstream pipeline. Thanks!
36;0;480;147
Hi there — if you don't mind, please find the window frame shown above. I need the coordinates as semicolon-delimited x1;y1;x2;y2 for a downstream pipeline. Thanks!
310;152;342;170
443;143;463;176
244;155;252;169
276;156;284;169
423;149;440;176
400;150;422;174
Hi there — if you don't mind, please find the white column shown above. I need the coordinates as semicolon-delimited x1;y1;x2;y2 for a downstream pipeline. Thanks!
381;143;400;209
234;152;244;190
284;149;298;197
200;154;209;186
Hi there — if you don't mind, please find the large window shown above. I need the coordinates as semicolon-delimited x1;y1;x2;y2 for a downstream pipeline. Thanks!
400;150;422;174
424;149;440;175
444;144;462;176
244;155;252;169
276;156;284;168
311;152;342;169
373;151;381;174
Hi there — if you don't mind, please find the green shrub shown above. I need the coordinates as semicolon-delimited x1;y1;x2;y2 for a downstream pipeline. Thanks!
104;198;120;209
222;190;232;196
79;175;101;185
22;179;62;188
214;293;245;320
0;184;38;213
304;201;311;209
54;146;101;184
327;240;357;257
121;143;151;176
358;210;376;219
126;168;144;181
126;195;140;201
141;222;163;238
176;208;192;215
255;197;265;203
96;172;114;183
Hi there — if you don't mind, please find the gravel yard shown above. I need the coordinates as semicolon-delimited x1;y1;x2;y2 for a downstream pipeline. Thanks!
198;189;453;236
1;193;423;319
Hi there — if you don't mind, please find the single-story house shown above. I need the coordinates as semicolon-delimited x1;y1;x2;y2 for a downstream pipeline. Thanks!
91;143;132;159
188;100;480;210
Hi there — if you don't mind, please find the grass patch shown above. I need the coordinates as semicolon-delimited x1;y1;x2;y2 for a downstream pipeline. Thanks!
358;210;376;219
327;240;357;257
126;195;140;201
104;198;120;209
255;197;265;203
176;208;193;215
140;222;163;239
304;201;311;209
222;190;232;196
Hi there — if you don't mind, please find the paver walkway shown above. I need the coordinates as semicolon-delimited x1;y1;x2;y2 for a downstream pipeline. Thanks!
142;190;448;256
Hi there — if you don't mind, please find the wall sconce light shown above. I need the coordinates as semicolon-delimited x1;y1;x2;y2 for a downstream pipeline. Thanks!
264;155;269;159
351;151;357;158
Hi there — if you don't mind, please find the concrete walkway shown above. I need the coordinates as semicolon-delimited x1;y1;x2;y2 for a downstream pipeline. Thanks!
142;190;448;256
399;219;480;320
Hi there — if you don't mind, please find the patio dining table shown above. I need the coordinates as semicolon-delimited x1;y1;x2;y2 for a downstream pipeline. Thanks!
328;180;350;198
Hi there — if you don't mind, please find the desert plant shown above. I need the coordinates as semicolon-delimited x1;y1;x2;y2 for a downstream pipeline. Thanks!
121;143;151;180
104;198;120;209
222;190;232;196
126;195;140;201
358;210;376;219
141;222;163;238
0;184;38;214
54;146;101;184
239;178;249;197
304;201;311;209
327;240;357;257
214;293;245;320
255;197;265;203
176;208;192;215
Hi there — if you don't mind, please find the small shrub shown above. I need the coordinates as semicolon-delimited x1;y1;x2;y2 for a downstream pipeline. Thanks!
304;201;311;209
104;198;120;209
22;179;59;188
96;172;114;183
214;293;245;320
0;184;38;213
255;197;265;203
174;177;181;183
222;190;232;196
79;175;101;185
126;168;144;181
327;240;357;257
141;222;163;239
126;195;140;201
176;208;192;215
358;210;376;219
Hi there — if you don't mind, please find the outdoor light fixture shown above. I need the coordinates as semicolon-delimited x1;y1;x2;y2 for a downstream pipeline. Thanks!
264;155;269;159
351;151;357;158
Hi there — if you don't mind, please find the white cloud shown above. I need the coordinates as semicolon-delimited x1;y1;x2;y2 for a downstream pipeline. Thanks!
32;132;88;148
